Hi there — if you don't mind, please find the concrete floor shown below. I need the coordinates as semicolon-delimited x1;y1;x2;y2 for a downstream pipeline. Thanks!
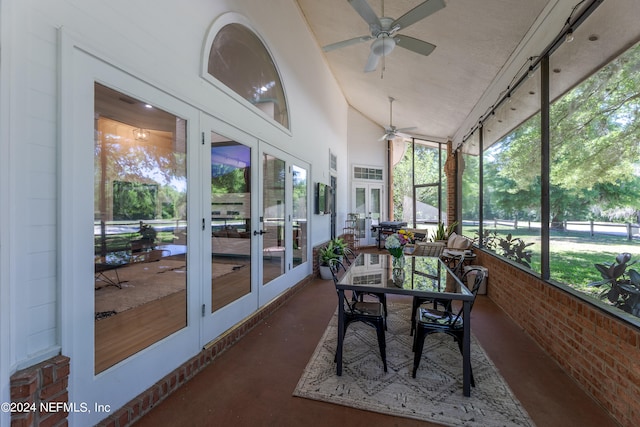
134;258;618;427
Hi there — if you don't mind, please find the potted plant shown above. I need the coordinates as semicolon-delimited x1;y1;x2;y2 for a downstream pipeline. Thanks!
589;253;640;316
331;237;348;257
430;221;458;243
318;241;340;280
131;222;157;253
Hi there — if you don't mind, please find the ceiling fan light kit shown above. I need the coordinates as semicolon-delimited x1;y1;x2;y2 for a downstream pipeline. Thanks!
371;36;396;56
323;0;446;72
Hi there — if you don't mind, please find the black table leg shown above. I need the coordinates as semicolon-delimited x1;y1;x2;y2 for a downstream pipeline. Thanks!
462;300;471;397
336;289;345;375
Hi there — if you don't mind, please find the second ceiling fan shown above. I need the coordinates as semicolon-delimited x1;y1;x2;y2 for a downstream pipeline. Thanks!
380;96;415;141
323;0;446;73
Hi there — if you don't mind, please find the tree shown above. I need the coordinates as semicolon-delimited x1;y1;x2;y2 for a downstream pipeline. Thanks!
481;42;640;224
392;141;446;224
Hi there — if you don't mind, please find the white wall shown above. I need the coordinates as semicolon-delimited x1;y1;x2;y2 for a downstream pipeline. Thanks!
347;106;388;216
0;0;350;422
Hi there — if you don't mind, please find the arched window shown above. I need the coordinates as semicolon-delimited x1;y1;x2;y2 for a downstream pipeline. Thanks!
206;20;289;129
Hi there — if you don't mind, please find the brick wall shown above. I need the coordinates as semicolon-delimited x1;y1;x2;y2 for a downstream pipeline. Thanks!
475;250;640;427
10;355;70;427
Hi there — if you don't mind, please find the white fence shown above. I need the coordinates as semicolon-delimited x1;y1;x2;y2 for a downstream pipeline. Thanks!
462;219;640;240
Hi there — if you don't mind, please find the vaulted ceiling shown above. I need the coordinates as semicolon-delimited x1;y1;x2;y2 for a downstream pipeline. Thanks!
293;0;610;145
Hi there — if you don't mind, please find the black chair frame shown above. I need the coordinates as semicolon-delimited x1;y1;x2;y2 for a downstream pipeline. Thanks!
329;259;387;372
411;267;486;382
410;254;466;336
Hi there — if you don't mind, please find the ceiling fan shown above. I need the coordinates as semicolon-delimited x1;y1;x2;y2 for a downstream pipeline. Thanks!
323;0;445;73
380;97;415;141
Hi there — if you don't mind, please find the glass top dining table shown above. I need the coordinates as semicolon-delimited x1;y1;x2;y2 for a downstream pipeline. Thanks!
336;253;475;397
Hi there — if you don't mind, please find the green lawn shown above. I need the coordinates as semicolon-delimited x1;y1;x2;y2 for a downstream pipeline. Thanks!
462;225;640;297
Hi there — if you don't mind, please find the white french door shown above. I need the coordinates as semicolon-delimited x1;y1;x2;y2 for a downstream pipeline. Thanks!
257;144;310;306
200;116;310;341
353;182;384;247
201;117;260;342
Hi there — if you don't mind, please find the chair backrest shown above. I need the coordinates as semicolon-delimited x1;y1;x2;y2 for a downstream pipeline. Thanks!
450;254;466;279
329;259;361;312
462;267;486;296
447;267;485;326
328;258;347;285
342;247;357;265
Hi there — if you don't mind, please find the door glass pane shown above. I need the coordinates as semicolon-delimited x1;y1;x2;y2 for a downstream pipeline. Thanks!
262;154;286;285
370;188;381;224
355;187;366;239
211;135;252;311
94;83;187;374
292;165;307;268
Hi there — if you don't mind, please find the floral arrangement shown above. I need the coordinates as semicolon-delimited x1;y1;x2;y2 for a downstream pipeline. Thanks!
385;229;414;258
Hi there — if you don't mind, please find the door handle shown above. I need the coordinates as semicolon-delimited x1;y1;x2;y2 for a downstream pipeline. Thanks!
253;230;266;236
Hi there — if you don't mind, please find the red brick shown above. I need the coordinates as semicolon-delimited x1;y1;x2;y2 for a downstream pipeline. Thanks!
39;378;67;400
41;364;55;386
40;409;68;427
10;412;34;427
116;408;130;426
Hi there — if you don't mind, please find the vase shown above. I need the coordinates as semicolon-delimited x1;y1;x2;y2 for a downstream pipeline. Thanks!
392;265;405;284
392;254;405;270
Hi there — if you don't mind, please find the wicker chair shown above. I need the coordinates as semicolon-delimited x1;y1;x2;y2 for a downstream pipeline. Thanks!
412;241;446;257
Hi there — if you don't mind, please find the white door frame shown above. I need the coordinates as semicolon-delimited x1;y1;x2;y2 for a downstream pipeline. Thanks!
352;181;385;247
257;142;311;305
200;114;260;344
59;40;200;426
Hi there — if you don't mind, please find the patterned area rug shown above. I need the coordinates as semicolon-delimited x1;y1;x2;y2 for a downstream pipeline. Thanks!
294;303;535;427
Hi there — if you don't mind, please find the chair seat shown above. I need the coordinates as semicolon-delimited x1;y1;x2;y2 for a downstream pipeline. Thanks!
412;267;486;383
352;301;384;317
418;307;463;328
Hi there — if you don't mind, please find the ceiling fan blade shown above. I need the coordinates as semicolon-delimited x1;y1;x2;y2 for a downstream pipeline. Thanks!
394;35;436;56
391;0;446;31
348;0;381;31
379;132;394;141
322;35;372;52
364;51;381;73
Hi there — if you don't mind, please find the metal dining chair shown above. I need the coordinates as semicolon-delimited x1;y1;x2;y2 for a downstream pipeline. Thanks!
410;254;466;336
411;267;486;382
329;259;388;372
343;249;388;327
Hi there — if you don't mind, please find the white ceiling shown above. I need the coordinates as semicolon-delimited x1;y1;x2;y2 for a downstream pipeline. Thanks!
294;0;580;144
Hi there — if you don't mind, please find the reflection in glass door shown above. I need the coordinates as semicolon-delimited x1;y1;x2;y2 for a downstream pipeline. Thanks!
292;165;308;268
353;183;383;247
262;154;286;285
93;83;187;373
210;135;252;312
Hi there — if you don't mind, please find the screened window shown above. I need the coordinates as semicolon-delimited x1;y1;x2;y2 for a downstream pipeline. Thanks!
208;23;289;129
548;38;640;316
461;132;480;239
458;0;640;321
392;139;446;231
